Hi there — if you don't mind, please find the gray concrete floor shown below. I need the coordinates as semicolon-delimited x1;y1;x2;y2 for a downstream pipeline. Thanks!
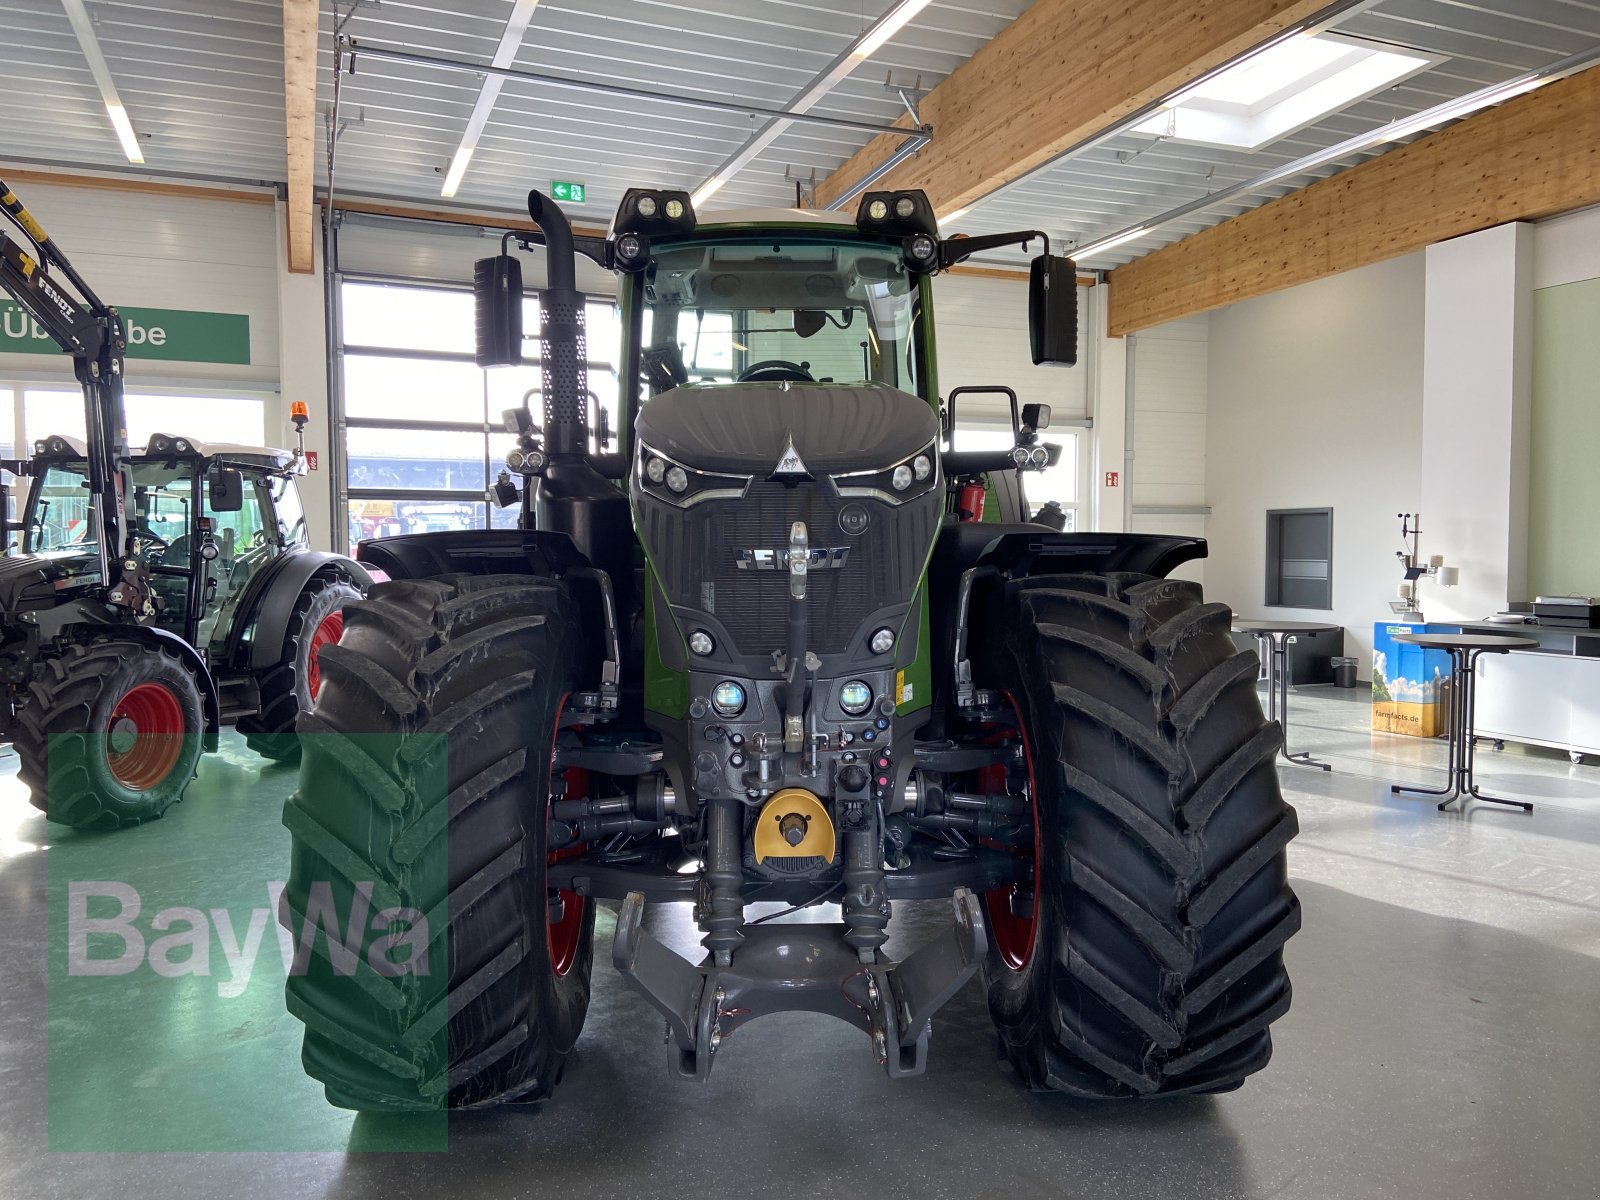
3;685;1598;1199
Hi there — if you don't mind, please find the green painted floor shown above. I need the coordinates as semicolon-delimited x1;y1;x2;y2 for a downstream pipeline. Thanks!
3;694;1600;1198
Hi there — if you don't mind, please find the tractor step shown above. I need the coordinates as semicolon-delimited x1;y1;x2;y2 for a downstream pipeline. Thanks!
612;888;986;1081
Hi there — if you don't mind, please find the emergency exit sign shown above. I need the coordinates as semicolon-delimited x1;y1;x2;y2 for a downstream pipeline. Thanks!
551;180;586;203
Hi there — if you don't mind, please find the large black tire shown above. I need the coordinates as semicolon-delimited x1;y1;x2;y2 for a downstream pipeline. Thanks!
238;571;363;763
973;572;1300;1097
14;638;205;830
279;573;595;1111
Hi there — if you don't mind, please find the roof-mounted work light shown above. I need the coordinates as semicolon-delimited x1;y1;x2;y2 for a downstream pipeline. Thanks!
612;189;697;237
855;190;938;239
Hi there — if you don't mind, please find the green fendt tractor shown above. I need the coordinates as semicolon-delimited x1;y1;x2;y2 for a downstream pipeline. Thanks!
282;186;1300;1109
0;180;366;829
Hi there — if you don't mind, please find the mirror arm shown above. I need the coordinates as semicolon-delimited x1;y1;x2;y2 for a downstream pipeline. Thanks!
509;230;614;270
939;230;1049;270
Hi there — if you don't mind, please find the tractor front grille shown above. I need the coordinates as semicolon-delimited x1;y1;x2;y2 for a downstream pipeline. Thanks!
638;478;939;660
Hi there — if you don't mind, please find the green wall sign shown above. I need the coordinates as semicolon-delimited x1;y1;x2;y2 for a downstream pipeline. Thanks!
551;180;586;204
0;302;251;365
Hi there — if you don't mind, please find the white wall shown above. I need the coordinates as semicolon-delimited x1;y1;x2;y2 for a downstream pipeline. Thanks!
932;275;1089;423
1128;315;1209;586
0;178;281;391
1205;253;1427;670
1533;204;1600;290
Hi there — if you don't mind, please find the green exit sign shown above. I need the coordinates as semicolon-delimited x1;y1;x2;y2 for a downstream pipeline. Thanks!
551;180;586;204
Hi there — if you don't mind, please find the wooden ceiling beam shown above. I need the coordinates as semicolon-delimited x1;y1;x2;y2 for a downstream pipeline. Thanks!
281;0;318;273
1106;65;1600;336
813;0;1332;214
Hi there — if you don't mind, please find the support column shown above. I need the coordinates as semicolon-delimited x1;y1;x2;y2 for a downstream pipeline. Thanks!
274;199;334;551
1419;223;1534;621
1089;284;1128;532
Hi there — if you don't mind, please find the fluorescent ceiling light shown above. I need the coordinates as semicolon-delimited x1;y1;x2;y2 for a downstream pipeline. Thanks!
440;145;475;199
1132;34;1434;151
105;103;144;165
1076;226;1150;258
690;0;933;205
852;0;932;60
440;0;541;198
61;0;145;164
938;206;971;225
691;177;727;208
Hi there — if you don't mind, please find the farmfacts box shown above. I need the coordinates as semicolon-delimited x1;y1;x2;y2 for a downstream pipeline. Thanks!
1371;622;1453;738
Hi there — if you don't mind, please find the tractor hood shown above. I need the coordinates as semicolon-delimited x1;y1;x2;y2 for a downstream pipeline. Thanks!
635;383;939;475
0;550;90;616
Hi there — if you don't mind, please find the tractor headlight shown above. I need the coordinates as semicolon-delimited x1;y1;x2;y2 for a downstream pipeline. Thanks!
711;681;746;717
637;442;751;506
636;195;658;218
831;439;940;505
664;198;685;220
614;231;650;273
689;630;716;657
867;199;888;222
895;197;916;219
839;680;873;715
869;627;895;655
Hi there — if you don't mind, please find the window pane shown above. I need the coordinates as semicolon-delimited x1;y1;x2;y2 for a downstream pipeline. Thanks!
348;496;484;545
342;282;474;353
126;394;265;446
0;386;14;460
24;389;85;443
1026;432;1078;511
486;367;620;452
24;389;266;448
346;427;487;492
344;355;485;423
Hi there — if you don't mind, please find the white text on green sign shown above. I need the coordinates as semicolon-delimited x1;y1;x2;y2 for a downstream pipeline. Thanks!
0;303;251;365
551;181;587;204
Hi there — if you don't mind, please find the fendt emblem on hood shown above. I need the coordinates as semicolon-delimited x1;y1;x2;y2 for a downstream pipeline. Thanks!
736;547;850;571
771;432;809;479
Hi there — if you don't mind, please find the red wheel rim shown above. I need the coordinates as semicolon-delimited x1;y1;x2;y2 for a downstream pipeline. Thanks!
546;694;588;976
983;693;1041;971
306;611;344;700
105;682;185;791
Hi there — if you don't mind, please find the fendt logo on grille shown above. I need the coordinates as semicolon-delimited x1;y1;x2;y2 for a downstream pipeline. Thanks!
735;547;851;571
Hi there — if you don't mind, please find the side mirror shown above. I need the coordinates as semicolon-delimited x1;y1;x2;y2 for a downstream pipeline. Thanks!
474;254;524;368
208;468;244;512
1028;254;1078;367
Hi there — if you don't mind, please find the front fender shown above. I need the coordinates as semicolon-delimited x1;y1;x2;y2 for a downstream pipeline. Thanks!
933;524;1207;584
232;551;370;672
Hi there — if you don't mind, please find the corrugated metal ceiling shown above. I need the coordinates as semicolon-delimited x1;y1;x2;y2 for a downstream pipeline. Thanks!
0;0;1595;271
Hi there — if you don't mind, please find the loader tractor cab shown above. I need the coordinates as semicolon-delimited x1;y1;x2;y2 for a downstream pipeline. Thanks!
287;185;1300;1111
0;180;367;830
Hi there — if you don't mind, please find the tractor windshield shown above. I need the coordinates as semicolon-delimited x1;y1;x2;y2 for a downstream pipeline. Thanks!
637;235;924;398
25;461;98;555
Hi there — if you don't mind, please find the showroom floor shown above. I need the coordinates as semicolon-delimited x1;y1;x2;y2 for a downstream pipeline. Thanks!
3;687;1598;1200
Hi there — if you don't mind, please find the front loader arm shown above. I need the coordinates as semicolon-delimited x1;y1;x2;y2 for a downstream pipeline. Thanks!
0;179;135;600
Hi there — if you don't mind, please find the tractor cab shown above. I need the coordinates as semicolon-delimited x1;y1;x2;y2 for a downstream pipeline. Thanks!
16;433;310;655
